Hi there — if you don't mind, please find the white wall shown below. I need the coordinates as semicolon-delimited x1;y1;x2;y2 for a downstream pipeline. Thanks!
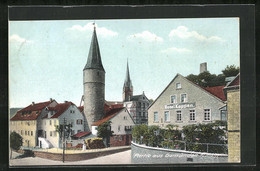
110;108;135;135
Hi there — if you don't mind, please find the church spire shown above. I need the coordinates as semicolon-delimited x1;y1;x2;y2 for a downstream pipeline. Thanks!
124;59;132;88
123;59;133;102
84;24;105;72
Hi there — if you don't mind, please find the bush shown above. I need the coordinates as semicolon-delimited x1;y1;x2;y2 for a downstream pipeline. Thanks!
85;137;105;149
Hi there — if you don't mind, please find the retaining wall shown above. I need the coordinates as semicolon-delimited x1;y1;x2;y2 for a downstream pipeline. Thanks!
131;142;228;164
33;146;130;161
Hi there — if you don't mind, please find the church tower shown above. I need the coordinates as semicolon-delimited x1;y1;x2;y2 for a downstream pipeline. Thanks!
83;25;105;130
123;60;133;102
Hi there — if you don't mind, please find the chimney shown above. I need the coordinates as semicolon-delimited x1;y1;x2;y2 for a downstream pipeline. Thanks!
32;102;35;105
200;62;207;74
64;100;68;103
50;98;53;102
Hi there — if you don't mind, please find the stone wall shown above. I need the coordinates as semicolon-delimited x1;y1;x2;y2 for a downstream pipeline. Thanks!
131;142;228;164
33;146;130;161
227;90;240;162
110;134;132;147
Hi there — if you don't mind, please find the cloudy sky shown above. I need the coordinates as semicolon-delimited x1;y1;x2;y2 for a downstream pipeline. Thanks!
9;18;239;108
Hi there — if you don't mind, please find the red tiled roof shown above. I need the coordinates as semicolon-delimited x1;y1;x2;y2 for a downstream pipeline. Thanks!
72;131;91;138
228;75;240;87
50;102;74;118
204;86;226;101
78;106;84;113
92;107;124;126
10;100;53;121
111;104;123;109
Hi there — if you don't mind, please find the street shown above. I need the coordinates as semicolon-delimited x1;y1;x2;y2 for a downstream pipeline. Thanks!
10;150;132;166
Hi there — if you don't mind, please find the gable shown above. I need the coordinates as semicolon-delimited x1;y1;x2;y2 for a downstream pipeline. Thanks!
148;74;224;110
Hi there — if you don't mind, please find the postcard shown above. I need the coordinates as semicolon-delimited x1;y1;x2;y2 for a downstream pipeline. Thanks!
8;5;254;167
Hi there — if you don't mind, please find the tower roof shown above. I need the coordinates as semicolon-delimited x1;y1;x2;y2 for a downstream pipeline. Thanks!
124;60;132;88
84;26;105;71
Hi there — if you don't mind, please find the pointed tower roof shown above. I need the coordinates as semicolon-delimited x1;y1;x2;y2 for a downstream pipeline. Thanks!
84;25;105;72
124;60;132;88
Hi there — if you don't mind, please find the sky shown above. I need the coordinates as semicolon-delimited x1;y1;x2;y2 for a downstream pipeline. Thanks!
9;18;239;108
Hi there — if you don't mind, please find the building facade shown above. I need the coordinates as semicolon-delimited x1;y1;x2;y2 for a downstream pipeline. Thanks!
224;74;240;162
10;99;58;148
92;107;135;147
148;74;227;129
124;93;150;125
38;102;85;148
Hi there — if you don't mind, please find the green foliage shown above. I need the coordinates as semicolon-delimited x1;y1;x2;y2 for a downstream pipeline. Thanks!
149;99;154;103
164;124;181;141
182;121;227;153
10;131;23;151
132;124;148;143
143;125;163;147
186;65;239;87
97;121;114;138
222;65;240;77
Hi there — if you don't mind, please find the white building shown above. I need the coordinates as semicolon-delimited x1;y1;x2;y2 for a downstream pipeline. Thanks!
38;101;86;148
92;107;135;147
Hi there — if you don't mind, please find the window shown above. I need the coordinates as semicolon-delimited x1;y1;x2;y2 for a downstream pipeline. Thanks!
204;109;211;121
181;94;187;103
25;131;27;135
53;131;57;137
50;131;52;137
50;120;52;125
119;135;123;141
171;95;177;103
176;83;181;89
143;112;145;117
124;116;127;120
70;110;75;114
54;120;56;125
177;111;182;121
164;111;170;122
154;112;158;122
21;130;23;135
31;131;33;136
77;130;81;133
190;110;196;121
118;125;121;132
77;119;83;125
221;110;227;121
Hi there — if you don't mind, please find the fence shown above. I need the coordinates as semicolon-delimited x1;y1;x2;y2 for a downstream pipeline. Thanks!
133;138;227;154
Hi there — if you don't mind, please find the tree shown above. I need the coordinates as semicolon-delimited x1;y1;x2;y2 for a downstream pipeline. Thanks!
186;65;239;87
132;124;148;144
164;124;181;141
222;65;240;77
97;121;114;147
10;131;23;159
142;125;163;147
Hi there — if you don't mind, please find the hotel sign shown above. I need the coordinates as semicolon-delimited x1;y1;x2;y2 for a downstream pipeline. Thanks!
165;103;196;110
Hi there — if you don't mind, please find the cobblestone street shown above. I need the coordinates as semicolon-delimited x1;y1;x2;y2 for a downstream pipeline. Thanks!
10;150;132;166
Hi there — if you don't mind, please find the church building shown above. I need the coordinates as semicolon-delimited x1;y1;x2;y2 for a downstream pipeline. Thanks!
122;61;150;125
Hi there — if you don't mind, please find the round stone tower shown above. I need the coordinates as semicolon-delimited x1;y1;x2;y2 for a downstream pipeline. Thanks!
83;26;105;130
